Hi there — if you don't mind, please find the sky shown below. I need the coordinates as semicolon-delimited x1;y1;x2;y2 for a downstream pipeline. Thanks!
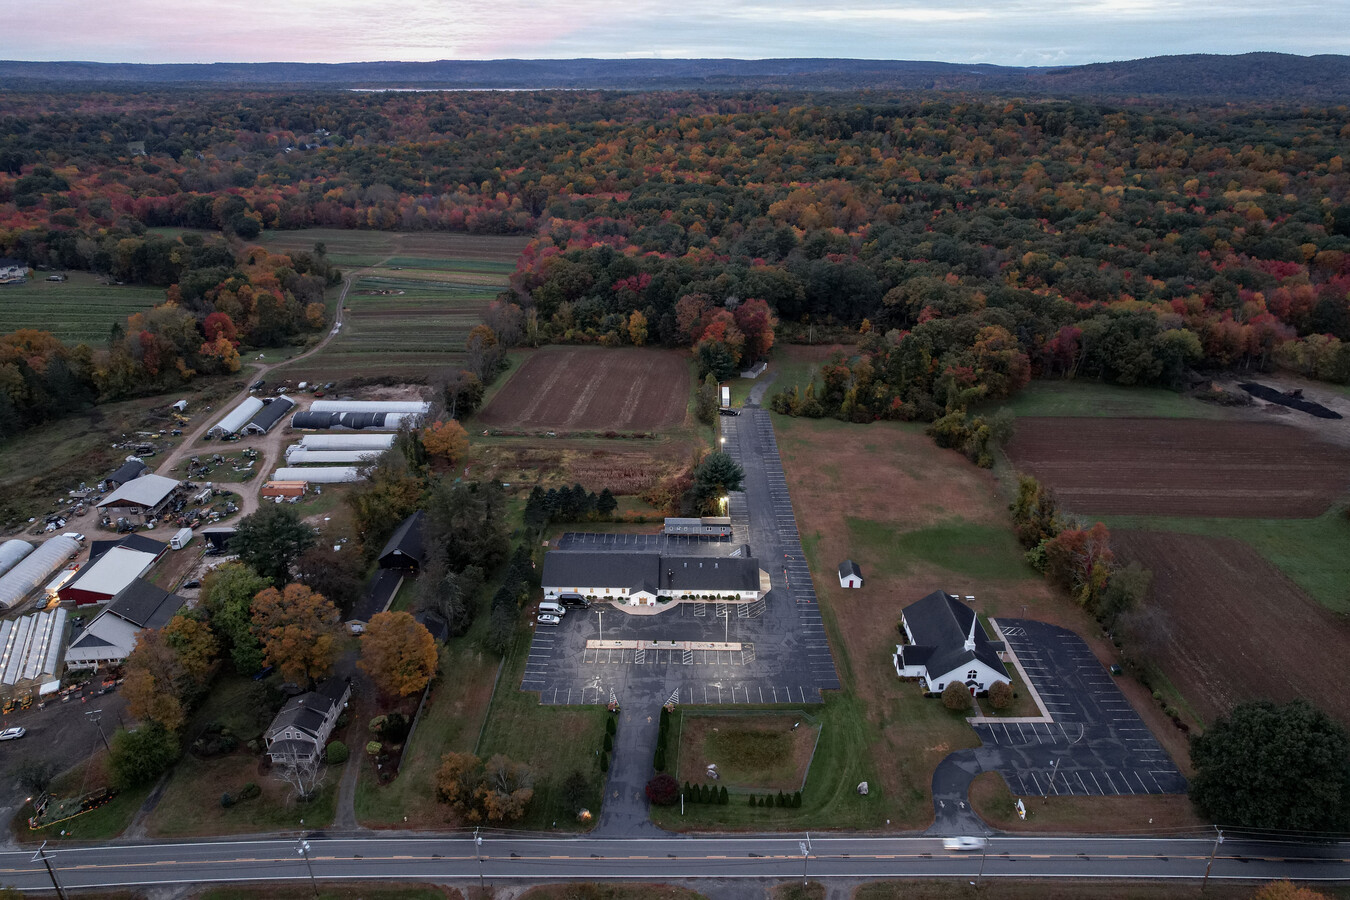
10;0;1345;67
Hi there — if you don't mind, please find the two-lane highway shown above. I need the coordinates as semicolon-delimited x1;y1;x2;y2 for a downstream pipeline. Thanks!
2;833;1346;892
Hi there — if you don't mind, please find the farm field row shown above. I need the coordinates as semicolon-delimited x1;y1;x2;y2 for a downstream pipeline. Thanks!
0;272;162;344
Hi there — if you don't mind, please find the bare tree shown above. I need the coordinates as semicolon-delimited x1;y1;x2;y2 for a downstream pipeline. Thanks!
271;747;329;801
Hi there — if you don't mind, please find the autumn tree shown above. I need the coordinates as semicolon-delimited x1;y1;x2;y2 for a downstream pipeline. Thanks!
695;373;719;424
346;451;426;558
232;505;317;586
1011;476;1061;549
1250;882;1332;900
1041;523;1113;609
733;298;778;362
435;751;534;824
422;419;470;465
199;562;269;673
162;612;219;690
359;611;439;698
627;309;649;346
251;583;342;685
122;628;188;732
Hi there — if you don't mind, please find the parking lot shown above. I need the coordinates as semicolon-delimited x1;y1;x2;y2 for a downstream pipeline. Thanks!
520;408;840;708
974;620;1187;797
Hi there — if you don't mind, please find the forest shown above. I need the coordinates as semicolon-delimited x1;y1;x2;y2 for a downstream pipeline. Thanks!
1;88;1348;439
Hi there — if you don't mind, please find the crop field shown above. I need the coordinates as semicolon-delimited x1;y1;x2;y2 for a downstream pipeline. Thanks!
1004;417;1350;518
477;347;692;431
270;230;529;380
0;273;162;344
1113;530;1350;729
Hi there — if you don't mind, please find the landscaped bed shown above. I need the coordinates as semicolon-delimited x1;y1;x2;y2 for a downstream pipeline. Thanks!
673;712;820;793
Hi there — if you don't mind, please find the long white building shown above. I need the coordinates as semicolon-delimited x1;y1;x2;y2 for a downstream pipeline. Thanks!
308;400;430;414
0;540;34;579
271;466;365;483
0;537;80;610
284;449;382;465
208;396;265;437
297;434;396;451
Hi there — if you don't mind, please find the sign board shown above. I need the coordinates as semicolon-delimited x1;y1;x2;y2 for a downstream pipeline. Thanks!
1016;798;1026;820
720;385;731;408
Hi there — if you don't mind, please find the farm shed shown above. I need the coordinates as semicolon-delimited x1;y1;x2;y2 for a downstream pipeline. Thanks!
0;536;81;611
838;560;863;588
291;410;417;431
260;481;307;498
96;473;180;522
171;400;188;412
272;466;364;483
297;433;395;451
378;511;424;572
0;540;34;579
284;449;381;465
0;607;67;689
208;396;265;437
59;539;166;606
105;458;148;489
64;578;185;669
308;400;430;414
893;591;1010;696
202;527;237;553
542;551;765;608
243;395;296;435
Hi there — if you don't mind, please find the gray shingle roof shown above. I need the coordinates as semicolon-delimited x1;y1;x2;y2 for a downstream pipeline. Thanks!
541;551;760;594
838;560;862;579
378;511;424;569
266;679;349;742
245;396;295;433
108;459;148;486
106;578;185;629
900;591;1008;681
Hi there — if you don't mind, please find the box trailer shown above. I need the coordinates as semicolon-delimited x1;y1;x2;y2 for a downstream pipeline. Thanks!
170;527;194;550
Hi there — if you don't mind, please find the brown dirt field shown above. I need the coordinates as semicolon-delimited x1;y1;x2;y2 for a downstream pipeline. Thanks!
477;347;691;431
675;713;819;792
470;438;698;498
1114;530;1350;729
969;771;1205;834
775;417;1196;824
1005;417;1350;518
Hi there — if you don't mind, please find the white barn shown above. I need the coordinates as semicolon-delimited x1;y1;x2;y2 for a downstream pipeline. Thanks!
893;591;1010;696
208;397;265;437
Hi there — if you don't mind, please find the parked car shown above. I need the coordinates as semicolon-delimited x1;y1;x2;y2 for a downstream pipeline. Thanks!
942;836;987;851
181;580;201;590
536;614;562;625
718;408;740;416
0;727;27;741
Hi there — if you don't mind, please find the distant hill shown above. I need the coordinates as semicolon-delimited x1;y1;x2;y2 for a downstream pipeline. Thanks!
1;53;1347;101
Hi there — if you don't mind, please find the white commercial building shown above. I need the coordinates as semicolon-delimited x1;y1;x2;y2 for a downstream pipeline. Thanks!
207;396;265;437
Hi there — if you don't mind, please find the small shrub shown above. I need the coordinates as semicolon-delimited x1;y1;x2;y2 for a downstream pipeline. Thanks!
605;717;617;736
220;792;235;808
941;681;973;712
748;793;757;807
653;746;666;772
366;741;382;757
368;715;388;733
719;786;729;805
325;741;349;765
645;773;679;806
987;680;1014;710
239;782;261;801
603;733;613;753
600;753;609;773
792;791;802;808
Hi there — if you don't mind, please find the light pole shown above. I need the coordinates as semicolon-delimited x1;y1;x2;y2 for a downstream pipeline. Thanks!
799;832;812;886
596;609;604;643
1202;827;1224;891
33;842;69;900
1043;757;1061;802
976;836;990;885
718;609;729;644
85;708;110;754
296;836;318;898
474;828;485;894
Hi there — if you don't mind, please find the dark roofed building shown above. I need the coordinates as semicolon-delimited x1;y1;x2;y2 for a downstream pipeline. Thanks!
65;578;186;669
542;550;764;608
106;459;149;489
349;568;404;625
243;396;296;435
264;678;351;765
893;591;1010;696
378;511;424;572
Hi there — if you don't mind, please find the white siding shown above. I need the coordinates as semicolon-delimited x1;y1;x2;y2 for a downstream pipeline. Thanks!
209;397;265;436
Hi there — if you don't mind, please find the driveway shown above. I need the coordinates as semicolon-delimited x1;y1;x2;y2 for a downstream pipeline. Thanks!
972;620;1187;797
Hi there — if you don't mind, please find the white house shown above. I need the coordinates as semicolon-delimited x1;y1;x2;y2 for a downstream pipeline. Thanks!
65;579;184;669
893;591;1010;696
264;679;351;765
838;560;863;588
0;259;28;284
541;551;765;608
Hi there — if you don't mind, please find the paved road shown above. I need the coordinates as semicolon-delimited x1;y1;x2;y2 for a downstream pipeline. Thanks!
2;833;1345;892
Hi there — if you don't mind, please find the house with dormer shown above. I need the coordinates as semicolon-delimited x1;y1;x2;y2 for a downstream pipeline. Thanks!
264;678;351;765
893;591;1010;696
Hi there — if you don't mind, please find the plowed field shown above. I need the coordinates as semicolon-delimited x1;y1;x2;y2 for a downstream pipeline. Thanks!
1005;417;1350;517
1114;531;1350;728
478;347;690;430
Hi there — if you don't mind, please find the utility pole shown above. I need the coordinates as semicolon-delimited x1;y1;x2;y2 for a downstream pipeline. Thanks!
976;837;990;885
85;708;110;754
33;842;69;900
296;836;318;898
799;832;812;886
1042;757;1061;803
1202;827;1224;891
474;828;485;894
597;610;604;644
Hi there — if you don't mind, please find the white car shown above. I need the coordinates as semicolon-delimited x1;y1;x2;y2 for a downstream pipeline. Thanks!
536;614;561;625
942;836;987;851
0;727;26;741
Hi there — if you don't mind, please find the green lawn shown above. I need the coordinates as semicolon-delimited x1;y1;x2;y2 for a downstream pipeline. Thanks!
15;755;156;844
990;379;1234;419
1102;508;1350;615
848;517;1035;582
0;272;162;344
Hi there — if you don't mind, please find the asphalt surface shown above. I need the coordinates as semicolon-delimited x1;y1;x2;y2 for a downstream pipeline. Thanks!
974;621;1187;797
2;833;1345;892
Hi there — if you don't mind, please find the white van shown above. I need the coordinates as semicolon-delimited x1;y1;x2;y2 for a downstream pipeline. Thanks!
539;601;566;616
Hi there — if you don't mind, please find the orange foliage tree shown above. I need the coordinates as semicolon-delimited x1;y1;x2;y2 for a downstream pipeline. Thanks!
358;611;438;698
422;419;470;465
250;583;342;684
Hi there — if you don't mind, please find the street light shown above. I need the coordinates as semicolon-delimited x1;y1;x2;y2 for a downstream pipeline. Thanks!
596;609;604;643
296;836;318;898
33;842;69;900
85;708;111;754
717;608;729;644
799;833;812;886
474;828;485;893
1202;827;1224;891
